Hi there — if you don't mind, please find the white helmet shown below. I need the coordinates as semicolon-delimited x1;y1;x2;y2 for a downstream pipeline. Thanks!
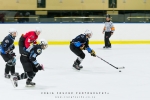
9;28;17;33
40;39;48;50
35;27;42;33
84;29;93;38
9;28;17;37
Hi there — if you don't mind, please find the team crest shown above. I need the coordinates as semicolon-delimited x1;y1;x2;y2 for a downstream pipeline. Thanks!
37;49;42;54
5;40;9;43
81;35;84;38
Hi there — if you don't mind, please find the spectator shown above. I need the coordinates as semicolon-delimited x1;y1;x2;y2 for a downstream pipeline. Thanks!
0;13;5;23
18;13;24;23
24;12;30;22
14;12;20;22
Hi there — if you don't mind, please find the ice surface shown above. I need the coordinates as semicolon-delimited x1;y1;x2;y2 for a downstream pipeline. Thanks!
0;45;150;100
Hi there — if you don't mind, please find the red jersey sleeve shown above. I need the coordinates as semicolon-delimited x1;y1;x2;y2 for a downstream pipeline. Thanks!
24;35;32;48
24;31;38;48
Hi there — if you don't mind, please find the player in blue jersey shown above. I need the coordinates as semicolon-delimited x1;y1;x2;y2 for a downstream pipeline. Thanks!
70;30;96;70
0;28;18;79
10;39;48;87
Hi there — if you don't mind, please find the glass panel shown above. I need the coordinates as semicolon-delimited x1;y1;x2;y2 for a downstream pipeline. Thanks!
0;10;150;23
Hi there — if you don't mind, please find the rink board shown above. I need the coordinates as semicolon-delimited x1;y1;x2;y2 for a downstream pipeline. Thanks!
0;23;150;45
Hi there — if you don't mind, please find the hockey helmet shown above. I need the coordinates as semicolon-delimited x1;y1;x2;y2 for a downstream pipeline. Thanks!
9;28;17;37
39;39;48;50
84;29;93;38
35;27;42;33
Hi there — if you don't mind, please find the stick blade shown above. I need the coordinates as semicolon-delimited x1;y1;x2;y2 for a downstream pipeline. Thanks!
117;67;125;69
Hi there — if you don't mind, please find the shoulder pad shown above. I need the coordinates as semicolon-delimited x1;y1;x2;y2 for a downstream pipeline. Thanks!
5;39;9;43
80;34;85;38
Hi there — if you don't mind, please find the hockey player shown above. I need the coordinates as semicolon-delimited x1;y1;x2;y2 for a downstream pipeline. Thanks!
19;27;41;56
10;39;48;87
70;30;96;70
0;28;18;78
102;14;115;48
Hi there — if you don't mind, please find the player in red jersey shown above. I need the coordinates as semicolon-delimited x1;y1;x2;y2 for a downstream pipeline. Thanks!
18;27;41;55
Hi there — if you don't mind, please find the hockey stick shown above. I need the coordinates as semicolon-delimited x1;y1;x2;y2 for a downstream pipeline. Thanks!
96;55;125;69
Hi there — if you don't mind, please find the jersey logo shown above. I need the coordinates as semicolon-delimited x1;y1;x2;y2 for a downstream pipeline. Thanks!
28;39;31;42
3;44;7;47
5;40;9;43
37;49;42;54
81;35;84;38
30;36;34;39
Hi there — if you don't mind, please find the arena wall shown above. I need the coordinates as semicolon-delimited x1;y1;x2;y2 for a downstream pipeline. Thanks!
0;0;149;10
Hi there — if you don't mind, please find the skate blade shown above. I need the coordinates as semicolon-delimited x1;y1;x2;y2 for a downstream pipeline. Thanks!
103;48;111;50
117;67;125;69
26;85;35;87
72;67;80;71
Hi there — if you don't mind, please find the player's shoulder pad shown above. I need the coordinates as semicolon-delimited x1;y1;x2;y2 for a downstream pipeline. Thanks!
4;36;11;44
80;34;86;38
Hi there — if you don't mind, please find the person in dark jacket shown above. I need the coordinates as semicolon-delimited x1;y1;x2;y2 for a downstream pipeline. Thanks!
70;30;96;70
0;28;18;79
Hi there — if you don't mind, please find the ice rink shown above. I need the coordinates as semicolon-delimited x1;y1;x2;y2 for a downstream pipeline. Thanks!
0;45;150;100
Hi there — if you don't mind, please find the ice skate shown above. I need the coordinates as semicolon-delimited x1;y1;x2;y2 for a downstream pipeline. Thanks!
26;79;36;87
73;61;80;70
79;65;83;69
10;75;18;88
4;73;10;79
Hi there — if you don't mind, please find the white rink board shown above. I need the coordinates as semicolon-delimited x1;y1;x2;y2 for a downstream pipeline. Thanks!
0;23;150;41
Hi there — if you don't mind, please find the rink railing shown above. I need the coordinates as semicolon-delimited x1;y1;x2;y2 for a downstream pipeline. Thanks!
4;16;150;23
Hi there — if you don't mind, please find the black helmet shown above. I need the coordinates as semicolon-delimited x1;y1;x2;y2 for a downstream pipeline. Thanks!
106;14;110;18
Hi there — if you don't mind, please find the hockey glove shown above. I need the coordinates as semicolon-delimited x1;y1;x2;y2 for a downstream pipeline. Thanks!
91;50;96;57
11;52;16;57
80;45;85;50
35;63;44;70
9;50;16;56
5;49;10;54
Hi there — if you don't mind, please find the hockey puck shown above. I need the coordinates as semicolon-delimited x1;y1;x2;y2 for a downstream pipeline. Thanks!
119;70;121;72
